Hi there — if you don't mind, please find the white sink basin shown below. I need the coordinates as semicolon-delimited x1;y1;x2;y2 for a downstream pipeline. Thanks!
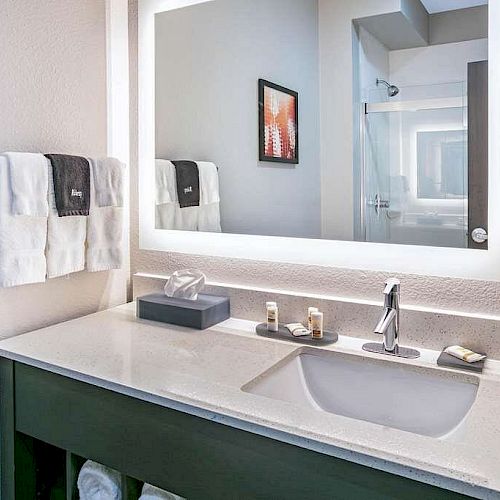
242;348;479;438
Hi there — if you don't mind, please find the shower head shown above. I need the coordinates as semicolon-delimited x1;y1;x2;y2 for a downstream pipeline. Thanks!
376;78;400;98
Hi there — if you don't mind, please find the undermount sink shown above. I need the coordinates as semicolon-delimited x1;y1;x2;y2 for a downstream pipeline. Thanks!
242;348;479;438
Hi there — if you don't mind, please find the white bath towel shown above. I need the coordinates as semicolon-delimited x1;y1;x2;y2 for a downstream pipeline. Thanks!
155;159;182;230
5;152;49;217
46;165;86;278
198;202;221;232
156;159;178;205
91;157;125;208
198;161;220;205
0;155;47;288
197;161;221;232
140;483;185;500
86;159;123;272
77;460;121;500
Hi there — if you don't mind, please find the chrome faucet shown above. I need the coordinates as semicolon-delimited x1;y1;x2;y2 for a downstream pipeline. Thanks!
363;279;420;359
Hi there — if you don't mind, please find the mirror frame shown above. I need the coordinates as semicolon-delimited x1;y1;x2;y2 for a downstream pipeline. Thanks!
138;0;500;281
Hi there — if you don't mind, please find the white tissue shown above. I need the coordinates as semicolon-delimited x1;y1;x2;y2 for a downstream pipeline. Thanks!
164;269;206;301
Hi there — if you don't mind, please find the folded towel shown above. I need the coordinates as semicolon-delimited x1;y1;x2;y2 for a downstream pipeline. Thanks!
156;203;180;230
198;161;220;205
0;155;48;288
172;160;200;208
5;152;49;217
46;165;86;278
140;483;185;500
198;161;221;232
77;460;121;500
86;159;123;272
91;157;125;207
45;154;91;216
156;159;178;205
198;202;221;232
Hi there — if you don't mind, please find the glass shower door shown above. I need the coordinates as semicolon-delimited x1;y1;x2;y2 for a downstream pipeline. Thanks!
362;82;468;248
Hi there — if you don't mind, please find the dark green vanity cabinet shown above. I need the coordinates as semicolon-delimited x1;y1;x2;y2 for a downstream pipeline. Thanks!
0;359;472;500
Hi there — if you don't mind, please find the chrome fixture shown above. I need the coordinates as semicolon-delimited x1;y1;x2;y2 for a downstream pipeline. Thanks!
363;279;420;359
471;227;488;244
367;194;390;216
376;78;400;98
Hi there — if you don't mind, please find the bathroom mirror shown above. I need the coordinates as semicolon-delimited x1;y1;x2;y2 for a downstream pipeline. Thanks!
152;0;489;250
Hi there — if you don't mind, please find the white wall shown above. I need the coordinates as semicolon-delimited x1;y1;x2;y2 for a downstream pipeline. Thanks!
390;38;488;86
0;0;128;338
155;0;321;238
319;0;399;241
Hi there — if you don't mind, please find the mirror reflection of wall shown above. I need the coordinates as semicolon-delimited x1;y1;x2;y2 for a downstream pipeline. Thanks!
154;0;488;250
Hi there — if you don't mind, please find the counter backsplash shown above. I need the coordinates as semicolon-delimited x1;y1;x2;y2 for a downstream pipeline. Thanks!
133;273;500;360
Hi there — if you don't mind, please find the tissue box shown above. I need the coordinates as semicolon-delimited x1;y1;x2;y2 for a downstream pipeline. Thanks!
137;293;230;330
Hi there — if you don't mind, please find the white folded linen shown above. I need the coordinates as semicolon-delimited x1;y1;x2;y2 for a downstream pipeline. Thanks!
5;151;49;217
86;159;123;272
156;203;180;231
154;159;221;232
198;202;221;232
91;157;125;207
140;483;185;500
77;460;121;500
86;206;124;272
156;159;178;205
0;155;47;288
198;161;220;205
46;165;86;278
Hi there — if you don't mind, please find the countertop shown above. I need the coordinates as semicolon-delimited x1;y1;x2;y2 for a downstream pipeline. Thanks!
0;303;499;499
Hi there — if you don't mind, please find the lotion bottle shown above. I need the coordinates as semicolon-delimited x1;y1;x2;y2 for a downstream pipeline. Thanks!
266;302;279;332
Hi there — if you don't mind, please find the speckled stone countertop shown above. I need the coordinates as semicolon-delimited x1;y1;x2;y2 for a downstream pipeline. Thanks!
0;303;499;499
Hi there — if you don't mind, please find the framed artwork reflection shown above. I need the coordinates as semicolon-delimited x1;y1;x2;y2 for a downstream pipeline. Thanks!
259;79;299;164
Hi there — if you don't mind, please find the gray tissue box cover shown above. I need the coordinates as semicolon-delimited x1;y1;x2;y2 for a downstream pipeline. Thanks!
137;293;230;330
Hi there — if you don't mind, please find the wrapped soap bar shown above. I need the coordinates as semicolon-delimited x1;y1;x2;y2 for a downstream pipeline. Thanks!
444;345;486;363
285;323;311;337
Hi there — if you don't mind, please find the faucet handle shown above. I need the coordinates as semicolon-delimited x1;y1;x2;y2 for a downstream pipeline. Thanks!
383;278;401;295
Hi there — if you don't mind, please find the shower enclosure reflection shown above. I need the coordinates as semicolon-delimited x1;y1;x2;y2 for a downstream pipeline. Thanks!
153;0;489;250
361;82;469;248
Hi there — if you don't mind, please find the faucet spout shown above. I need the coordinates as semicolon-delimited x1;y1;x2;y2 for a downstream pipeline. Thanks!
363;278;420;359
374;307;398;352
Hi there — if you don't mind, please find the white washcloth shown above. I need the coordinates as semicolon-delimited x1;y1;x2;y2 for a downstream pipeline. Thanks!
5;152;49;217
140;483;185;500
91;157;125;207
46;164;86;278
77;460;121;500
0;155;48;288
86;159;123;272
198;161;220;205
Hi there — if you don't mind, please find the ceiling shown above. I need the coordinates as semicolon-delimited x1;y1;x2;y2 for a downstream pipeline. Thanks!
420;0;488;13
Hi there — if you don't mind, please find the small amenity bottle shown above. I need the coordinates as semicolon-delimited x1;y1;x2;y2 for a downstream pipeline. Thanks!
266;302;279;332
308;307;319;330
311;311;324;340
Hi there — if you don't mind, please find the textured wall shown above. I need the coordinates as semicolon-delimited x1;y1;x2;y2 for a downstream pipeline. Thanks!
130;0;500;318
0;0;128;338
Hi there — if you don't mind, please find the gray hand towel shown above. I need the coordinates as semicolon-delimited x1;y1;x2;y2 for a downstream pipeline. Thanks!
172;160;200;208
45;154;91;217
